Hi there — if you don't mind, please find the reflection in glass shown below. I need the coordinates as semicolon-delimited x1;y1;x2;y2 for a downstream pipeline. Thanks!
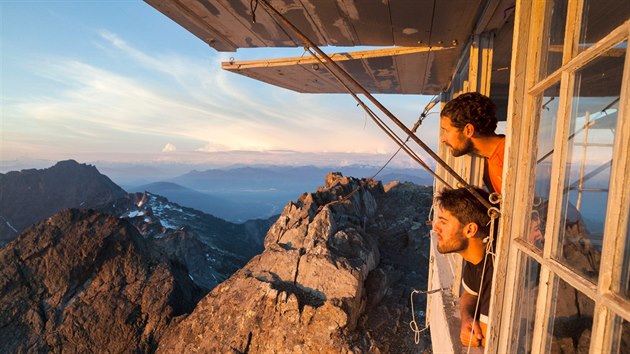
612;317;630;354
513;255;541;353
578;0;630;54
557;42;626;283
549;277;595;353
541;0;568;78
528;84;561;249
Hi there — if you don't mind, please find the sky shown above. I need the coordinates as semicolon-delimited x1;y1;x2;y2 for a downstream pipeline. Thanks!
0;1;441;169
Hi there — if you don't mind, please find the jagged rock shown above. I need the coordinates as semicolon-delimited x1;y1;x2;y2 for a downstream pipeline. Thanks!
0;160;126;245
0;209;202;353
99;191;275;291
157;173;434;353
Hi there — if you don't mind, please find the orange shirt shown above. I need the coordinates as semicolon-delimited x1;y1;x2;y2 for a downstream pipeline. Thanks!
484;137;505;194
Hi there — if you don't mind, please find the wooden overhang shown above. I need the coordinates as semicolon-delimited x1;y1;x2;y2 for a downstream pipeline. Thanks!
221;46;455;94
143;0;504;95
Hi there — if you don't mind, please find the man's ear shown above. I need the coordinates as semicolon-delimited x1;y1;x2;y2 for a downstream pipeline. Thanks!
463;123;475;138
463;222;479;239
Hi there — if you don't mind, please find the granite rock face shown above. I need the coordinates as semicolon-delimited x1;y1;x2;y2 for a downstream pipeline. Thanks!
157;173;433;353
0;209;202;353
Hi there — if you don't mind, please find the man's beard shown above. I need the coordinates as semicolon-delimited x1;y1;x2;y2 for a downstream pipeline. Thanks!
437;230;469;254
451;138;475;157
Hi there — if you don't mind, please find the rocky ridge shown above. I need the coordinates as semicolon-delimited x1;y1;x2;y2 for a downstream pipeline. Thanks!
0;209;202;353
99;191;275;290
157;173;433;353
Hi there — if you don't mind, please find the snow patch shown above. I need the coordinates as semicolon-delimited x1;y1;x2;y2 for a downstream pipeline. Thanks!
2;218;18;233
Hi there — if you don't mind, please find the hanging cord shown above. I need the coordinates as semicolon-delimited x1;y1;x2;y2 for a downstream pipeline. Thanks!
409;286;451;344
369;95;440;180
250;0;259;23
257;0;495;212
303;46;452;188
317;99;443;216
419;0;438;92
379;95;440;172
466;194;500;353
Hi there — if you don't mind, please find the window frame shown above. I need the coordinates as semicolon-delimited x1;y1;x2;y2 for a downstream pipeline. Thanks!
490;0;630;352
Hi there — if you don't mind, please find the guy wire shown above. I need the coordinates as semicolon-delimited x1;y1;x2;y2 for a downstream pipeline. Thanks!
258;0;495;212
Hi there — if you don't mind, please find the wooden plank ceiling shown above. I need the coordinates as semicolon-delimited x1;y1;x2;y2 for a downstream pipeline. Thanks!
145;0;487;94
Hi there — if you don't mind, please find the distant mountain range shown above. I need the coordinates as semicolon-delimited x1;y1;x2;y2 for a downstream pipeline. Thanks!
129;165;433;222
127;181;249;222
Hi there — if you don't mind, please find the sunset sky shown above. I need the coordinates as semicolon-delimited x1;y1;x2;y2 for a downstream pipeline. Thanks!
1;1;441;168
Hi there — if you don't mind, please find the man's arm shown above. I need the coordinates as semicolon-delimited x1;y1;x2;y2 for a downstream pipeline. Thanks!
460;291;484;347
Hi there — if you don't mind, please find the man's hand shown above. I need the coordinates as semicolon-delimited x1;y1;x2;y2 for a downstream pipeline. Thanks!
460;316;483;347
460;291;484;347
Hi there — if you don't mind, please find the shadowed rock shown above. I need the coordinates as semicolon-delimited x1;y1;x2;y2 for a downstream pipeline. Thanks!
0;160;126;245
0;209;202;353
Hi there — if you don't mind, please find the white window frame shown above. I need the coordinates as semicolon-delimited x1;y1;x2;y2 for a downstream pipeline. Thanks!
488;0;630;352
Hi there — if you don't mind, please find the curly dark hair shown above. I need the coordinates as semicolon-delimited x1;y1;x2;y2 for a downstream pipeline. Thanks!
440;92;497;136
435;187;491;238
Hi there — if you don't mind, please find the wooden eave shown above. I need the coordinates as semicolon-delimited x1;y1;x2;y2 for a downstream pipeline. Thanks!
221;46;456;94
144;0;517;94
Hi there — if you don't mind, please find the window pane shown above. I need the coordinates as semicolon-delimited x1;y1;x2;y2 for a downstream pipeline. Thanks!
578;0;630;54
529;83;561;249
541;0;568;78
612;316;630;354
556;42;626;283
512;255;541;353
549;277;595;353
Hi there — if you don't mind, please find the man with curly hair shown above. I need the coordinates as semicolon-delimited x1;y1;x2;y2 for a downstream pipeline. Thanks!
440;92;506;194
433;187;494;347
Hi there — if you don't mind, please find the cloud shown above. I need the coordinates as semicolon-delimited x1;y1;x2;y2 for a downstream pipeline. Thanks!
3;28;439;162
162;143;177;152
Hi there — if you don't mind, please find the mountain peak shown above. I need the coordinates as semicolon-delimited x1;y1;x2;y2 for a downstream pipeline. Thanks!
157;173;433;352
0;160;126;245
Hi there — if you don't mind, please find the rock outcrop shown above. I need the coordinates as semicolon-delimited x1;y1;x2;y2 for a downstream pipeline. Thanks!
157;173;433;353
0;160;126;245
0;209;202;353
99;191;276;290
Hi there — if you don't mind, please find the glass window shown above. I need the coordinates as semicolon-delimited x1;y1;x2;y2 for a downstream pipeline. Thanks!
578;0;630;54
528;83;561;249
541;0;568;78
556;42;626;283
612;317;630;354
549;277;595;353
513;255;541;353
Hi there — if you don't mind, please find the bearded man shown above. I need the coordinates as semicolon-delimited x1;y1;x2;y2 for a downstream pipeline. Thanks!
433;187;494;347
440;92;505;194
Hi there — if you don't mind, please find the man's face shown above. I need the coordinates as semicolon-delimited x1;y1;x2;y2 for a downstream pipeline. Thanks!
440;115;474;157
433;207;468;254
